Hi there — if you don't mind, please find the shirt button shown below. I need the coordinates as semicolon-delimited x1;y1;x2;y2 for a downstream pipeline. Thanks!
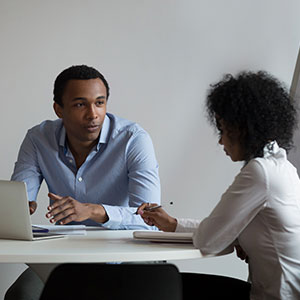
78;177;83;182
69;159;73;163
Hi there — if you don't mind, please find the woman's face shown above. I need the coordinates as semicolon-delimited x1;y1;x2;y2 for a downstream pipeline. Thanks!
217;119;244;162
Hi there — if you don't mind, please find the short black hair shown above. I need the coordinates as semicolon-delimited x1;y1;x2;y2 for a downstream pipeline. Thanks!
206;71;297;161
53;65;110;106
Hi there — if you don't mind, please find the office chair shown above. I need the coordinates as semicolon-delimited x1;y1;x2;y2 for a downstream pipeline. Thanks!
39;263;182;300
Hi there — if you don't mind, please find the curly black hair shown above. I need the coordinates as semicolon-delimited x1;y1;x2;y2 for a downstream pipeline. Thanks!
53;65;110;106
206;71;297;161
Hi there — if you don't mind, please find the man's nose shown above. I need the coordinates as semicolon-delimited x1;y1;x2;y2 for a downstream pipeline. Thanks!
86;105;98;119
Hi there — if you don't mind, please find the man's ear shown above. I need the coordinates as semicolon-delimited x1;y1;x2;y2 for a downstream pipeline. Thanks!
53;102;63;118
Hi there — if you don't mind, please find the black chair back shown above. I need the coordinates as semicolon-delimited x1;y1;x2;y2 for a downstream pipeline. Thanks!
40;263;182;300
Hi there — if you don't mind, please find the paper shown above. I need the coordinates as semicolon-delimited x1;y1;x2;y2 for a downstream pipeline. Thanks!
32;224;86;235
133;231;193;243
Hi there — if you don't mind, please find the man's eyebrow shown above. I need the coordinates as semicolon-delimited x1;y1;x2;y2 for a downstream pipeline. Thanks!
96;96;106;100
72;96;106;101
72;97;86;101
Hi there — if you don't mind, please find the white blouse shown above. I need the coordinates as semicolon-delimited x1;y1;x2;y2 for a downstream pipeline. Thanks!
176;142;300;300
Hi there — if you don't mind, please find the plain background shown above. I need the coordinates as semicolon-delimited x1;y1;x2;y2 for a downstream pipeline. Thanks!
0;0;300;298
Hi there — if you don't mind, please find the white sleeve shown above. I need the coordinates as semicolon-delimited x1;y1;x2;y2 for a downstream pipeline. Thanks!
193;160;267;255
175;218;200;232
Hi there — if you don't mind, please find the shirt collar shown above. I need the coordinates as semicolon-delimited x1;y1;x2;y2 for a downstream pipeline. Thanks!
263;141;280;158
98;114;110;145
58;114;111;152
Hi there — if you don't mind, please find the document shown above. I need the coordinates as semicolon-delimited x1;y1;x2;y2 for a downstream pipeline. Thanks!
32;224;86;235
133;231;193;243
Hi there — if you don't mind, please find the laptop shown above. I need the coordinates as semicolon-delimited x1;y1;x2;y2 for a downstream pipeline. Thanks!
0;180;65;241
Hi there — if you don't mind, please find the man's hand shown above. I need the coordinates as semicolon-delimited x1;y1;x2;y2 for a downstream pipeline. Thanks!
46;193;109;225
29;201;37;215
137;203;177;232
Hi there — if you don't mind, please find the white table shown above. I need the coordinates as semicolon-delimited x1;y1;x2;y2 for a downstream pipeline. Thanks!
0;229;203;282
0;230;202;263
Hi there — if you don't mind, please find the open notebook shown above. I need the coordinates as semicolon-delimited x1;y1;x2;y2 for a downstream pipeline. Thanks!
0;180;65;241
133;231;193;243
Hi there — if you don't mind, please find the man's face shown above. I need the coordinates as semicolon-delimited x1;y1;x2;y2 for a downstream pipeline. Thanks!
54;78;107;147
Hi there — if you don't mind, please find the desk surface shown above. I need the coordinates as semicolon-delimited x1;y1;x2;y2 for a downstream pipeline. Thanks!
0;230;202;263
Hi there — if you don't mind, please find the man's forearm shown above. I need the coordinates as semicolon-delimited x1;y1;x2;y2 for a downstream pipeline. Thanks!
86;203;109;224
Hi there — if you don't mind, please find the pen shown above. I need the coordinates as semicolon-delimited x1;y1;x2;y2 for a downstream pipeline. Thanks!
145;205;162;211
134;205;162;215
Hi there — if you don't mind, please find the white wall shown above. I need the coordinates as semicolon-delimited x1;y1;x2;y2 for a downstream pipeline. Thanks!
0;0;299;298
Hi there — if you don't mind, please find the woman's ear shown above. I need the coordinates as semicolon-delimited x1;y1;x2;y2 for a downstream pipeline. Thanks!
53;102;63;118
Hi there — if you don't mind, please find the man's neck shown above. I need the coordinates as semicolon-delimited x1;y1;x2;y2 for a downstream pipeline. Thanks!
67;138;99;169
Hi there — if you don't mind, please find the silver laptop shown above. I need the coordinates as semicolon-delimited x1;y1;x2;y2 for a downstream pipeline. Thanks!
0;180;65;241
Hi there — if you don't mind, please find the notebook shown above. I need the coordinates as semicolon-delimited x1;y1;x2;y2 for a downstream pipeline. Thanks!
133;231;193;243
0;180;65;241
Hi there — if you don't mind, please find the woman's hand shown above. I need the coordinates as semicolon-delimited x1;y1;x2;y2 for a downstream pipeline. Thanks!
137;203;177;232
235;245;249;263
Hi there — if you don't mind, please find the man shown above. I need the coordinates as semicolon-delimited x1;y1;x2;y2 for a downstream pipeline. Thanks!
5;65;160;299
12;64;160;228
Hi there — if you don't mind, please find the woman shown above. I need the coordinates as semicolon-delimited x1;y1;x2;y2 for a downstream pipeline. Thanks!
138;71;300;300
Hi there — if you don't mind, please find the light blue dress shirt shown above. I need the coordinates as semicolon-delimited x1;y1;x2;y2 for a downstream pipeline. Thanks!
11;113;160;229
